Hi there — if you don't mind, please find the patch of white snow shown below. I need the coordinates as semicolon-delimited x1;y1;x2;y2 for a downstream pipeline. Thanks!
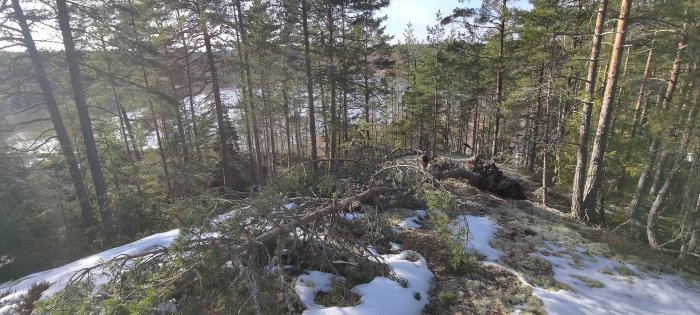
340;212;365;221
451;215;503;261
399;216;421;229
389;242;402;252
0;229;179;306
295;250;433;315
532;243;700;315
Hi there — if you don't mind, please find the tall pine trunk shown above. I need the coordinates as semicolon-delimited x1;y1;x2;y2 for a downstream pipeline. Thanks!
628;37;655;142
56;0;113;236
581;0;632;224
491;0;507;159
572;0;607;222
178;11;201;159
327;4;338;160
647;82;698;248
628;23;688;225
201;18;237;190
234;0;264;183
12;0;96;230
302;0;319;169
528;66;545;171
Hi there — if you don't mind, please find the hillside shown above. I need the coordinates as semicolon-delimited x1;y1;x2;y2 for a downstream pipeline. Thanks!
2;158;699;314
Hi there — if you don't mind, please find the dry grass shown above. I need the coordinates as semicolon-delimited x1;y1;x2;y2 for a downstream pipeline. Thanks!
314;281;361;307
17;281;50;315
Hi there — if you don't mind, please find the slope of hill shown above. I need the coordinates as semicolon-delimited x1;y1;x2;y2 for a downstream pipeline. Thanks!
1;160;699;314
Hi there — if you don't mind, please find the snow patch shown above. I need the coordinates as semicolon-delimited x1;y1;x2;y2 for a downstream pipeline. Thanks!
452;215;503;261
532;243;700;315
295;271;336;310
295;250;433;315
0;209;239;311
0;305;14;315
340;212;365;221
450;215;700;315
0;229;179;305
398;210;427;229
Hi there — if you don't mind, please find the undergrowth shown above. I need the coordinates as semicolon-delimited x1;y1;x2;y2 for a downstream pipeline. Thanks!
35;146;409;314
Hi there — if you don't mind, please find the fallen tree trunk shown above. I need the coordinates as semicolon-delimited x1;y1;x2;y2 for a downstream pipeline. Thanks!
435;157;527;200
434;168;482;185
228;186;386;257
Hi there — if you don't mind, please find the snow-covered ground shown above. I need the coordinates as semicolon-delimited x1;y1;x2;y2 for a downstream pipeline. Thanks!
0;204;434;315
460;215;700;315
295;251;433;315
452;215;503;261
295;209;434;315
0;229;179;314
5;204;699;315
0;209;239;314
533;243;700;315
398;210;427;229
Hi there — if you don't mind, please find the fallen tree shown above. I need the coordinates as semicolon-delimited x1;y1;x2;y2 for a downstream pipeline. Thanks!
227;186;387;257
433;157;527;200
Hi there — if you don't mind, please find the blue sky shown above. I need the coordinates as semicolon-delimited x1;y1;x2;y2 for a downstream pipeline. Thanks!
380;0;533;43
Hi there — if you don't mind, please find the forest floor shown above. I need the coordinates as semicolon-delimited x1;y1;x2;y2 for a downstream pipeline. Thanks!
413;162;700;314
2;160;700;314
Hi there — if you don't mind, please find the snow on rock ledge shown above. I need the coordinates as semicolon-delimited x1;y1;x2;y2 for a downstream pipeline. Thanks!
295;250;433;315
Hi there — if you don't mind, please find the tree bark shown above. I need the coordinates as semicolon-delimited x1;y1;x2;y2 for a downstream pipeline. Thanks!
170;81;189;161
202;20;237;190
327;3;338;160
572;0;607;222
581;0;632;224
628;138;660;222
630;24;688;220
98;32;142;164
56;0;113;236
491;0;507;159
234;0;264;183
629;40;654;141
12;0;96;230
302;0;319;169
178;11;201;159
543;49;554;206
647;83;698;249
658;23;688;111
528;66;545;171
283;89;292;167
142;68;174;198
